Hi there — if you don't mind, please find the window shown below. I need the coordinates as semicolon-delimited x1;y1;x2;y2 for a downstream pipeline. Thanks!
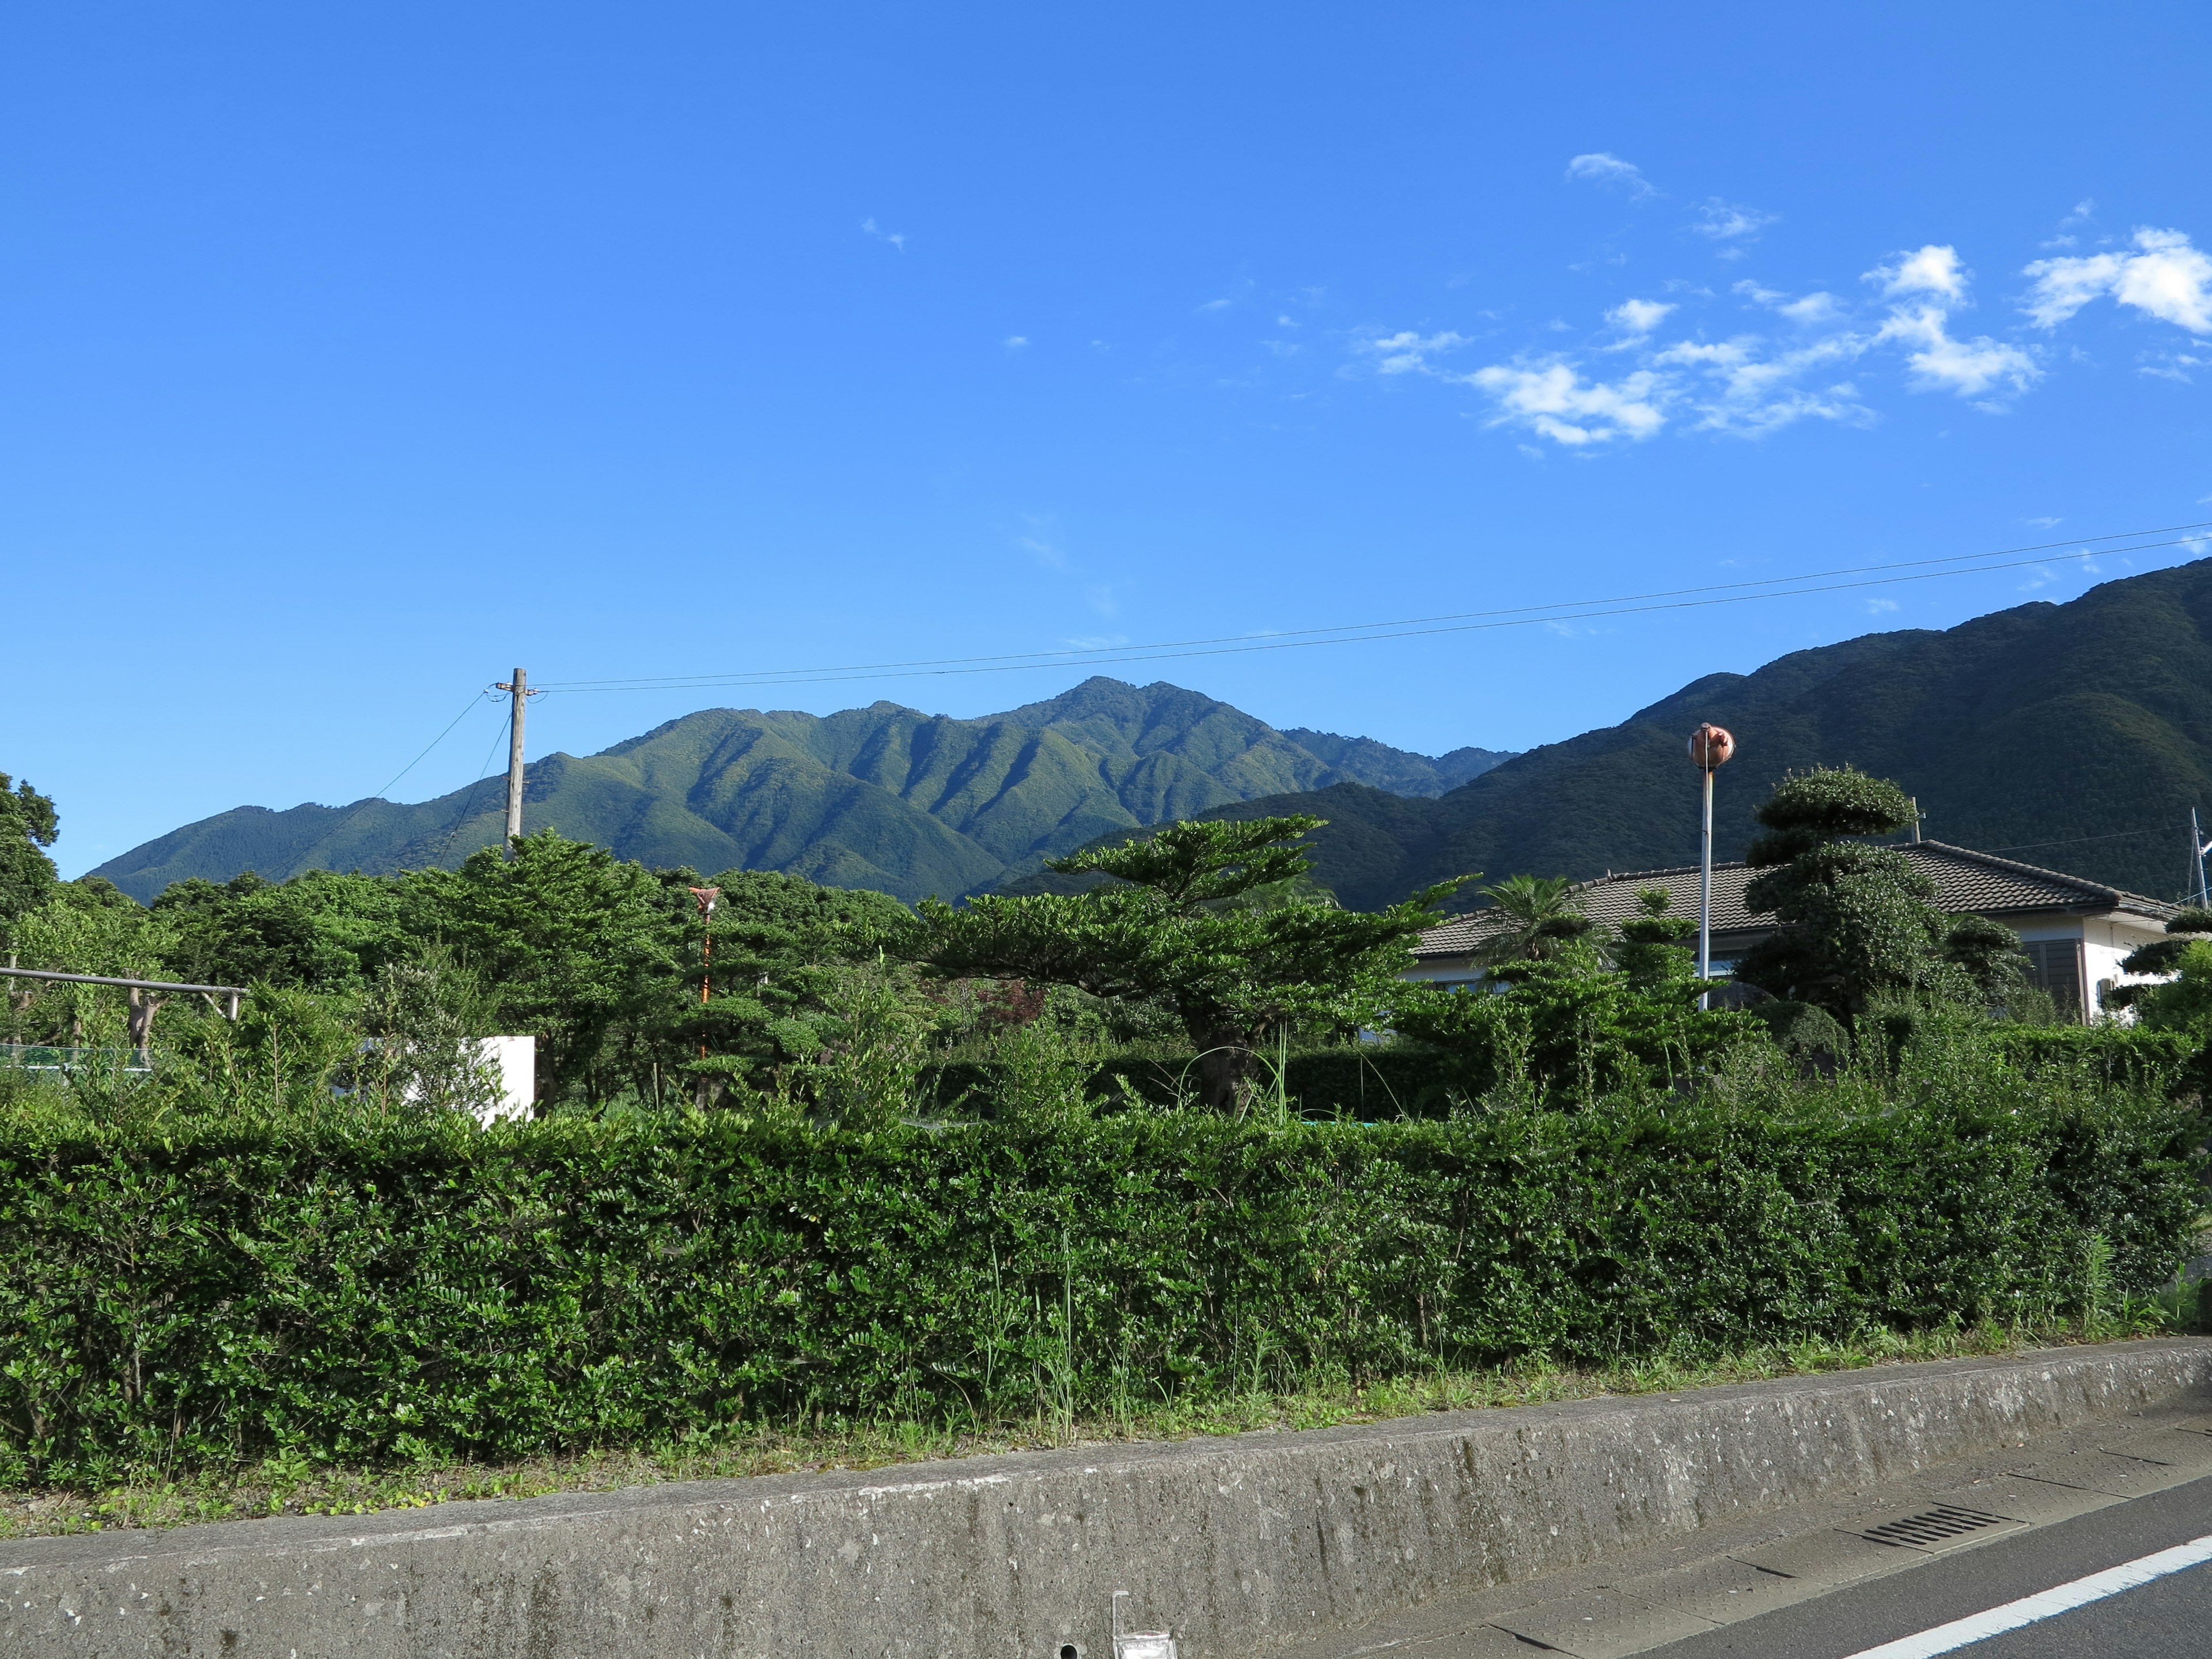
2021;938;2086;1021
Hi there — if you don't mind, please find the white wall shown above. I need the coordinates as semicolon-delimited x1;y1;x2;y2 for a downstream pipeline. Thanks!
476;1035;536;1125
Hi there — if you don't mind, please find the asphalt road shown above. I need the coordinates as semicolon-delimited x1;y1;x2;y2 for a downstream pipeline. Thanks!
1654;1473;2212;1658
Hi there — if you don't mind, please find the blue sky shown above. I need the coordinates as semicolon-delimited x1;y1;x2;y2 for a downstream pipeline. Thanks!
9;3;2211;875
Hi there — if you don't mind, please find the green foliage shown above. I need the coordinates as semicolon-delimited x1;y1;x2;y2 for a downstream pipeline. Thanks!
1614;886;1698;988
405;832;675;1105
2128;940;2212;1039
1744;766;1919;866
1467;873;1593;965
1393;961;1759;1105
650;870;921;1100
911;816;1461;1107
1737;769;2018;1018
0;771;60;931
152;870;407;990
347;955;502;1119
0;1077;2195;1488
3;879;173;1050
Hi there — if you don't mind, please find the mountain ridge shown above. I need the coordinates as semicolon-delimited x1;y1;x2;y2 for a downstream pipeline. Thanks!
1177;565;2212;907
90;681;1513;903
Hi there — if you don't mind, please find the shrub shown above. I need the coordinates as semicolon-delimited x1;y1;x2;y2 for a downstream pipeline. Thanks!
1;1072;2198;1488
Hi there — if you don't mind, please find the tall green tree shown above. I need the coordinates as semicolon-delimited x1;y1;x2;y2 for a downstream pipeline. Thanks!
153;869;407;990
1734;767;2022;1018
908;815;1459;1108
405;830;675;1104
0;772;60;932
641;867;913;1100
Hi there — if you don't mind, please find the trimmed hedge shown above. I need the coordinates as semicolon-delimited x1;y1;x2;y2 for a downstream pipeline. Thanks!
921;1047;1478;1117
2;1089;2200;1487
926;1027;2212;1119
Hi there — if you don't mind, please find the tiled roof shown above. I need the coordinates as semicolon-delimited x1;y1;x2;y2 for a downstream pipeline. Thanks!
1413;840;2176;959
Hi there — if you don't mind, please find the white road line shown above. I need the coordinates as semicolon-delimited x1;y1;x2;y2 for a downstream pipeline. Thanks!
1837;1533;2212;1658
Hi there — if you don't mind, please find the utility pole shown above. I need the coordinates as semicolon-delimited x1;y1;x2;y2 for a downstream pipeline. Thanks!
1688;724;1736;1012
690;887;720;1060
2193;809;2211;908
493;668;542;856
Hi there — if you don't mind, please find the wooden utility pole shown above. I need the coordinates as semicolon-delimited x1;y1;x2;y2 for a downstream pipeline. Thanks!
494;668;542;855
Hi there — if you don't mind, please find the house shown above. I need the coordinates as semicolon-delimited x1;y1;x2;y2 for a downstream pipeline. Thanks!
1406;840;2179;1020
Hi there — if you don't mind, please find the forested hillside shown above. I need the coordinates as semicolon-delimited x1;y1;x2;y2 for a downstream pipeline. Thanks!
92;678;1510;903
1196;560;2212;908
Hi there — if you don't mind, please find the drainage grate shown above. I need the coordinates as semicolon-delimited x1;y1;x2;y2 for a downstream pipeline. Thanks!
1859;1506;2008;1548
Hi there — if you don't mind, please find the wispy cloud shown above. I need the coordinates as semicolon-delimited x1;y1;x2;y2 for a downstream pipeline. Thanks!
1465;363;1668;446
1352;329;1472;374
1866;598;1900;614
1858;247;2037;403
1003;335;1030;350
2022;228;2212;335
1873;306;2037;400
1691;198;1777;253
860;217;906;252
2024;516;2062;527
1566;152;1655;196
1349;194;2207;449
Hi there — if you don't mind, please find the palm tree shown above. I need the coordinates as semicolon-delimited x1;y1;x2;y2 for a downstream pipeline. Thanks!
1471;874;1594;967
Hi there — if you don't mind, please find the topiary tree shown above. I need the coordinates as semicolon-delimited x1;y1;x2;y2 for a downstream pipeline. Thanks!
1734;766;2022;1020
2108;908;2212;1025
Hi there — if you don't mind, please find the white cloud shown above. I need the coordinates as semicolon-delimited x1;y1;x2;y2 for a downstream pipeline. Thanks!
2024;516;2062;527
1566;152;1654;196
1736;281;1844;324
1868;245;1967;300
1373;225;2085;447
1778;291;1843;324
1866;598;1900;614
1003;335;1030;349
2022;228;2212;334
1465;362;1668;445
1354;329;1471;374
1607;298;1675;335
1692;199;1777;245
1873;306;2039;400
860;217;906;252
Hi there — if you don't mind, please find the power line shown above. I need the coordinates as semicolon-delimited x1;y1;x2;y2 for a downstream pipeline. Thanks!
532;521;2212;696
277;691;498;880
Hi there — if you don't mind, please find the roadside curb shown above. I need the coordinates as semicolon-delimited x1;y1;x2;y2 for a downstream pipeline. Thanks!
5;1339;2209;1658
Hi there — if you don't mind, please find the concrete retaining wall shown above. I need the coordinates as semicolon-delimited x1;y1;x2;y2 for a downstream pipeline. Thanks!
5;1339;2208;1659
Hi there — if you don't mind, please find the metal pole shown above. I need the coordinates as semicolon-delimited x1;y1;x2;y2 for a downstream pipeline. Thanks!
2194;809;2210;909
504;666;528;851
1698;765;1715;1012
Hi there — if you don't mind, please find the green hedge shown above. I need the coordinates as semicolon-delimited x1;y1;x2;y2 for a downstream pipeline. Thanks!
921;1047;1478;1117
925;1028;2212;1119
2;1088;2199;1487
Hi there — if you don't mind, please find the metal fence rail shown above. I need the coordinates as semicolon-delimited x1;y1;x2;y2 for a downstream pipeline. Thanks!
0;1043;154;1075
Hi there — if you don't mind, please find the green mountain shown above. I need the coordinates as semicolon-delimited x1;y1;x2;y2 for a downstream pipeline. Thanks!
90;678;1512;903
1190;559;2212;908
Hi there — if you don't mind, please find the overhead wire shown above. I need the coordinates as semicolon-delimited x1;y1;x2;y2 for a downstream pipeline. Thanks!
275;690;499;880
531;520;2212;696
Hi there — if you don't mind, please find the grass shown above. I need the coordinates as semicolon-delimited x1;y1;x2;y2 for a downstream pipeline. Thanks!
4;1316;2185;1543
